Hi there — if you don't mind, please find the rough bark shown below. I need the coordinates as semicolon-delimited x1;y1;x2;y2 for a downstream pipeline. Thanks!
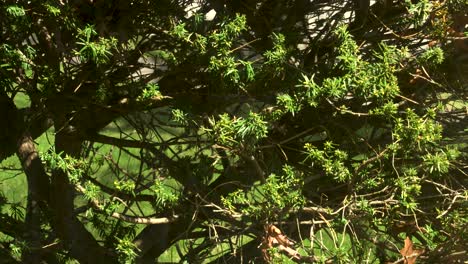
0;92;50;262
16;132;51;263
0;99;52;162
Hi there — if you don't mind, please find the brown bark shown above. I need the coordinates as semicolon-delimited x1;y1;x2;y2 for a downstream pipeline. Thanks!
5;89;118;262
0;98;52;162
1;91;50;262
16;132;51;263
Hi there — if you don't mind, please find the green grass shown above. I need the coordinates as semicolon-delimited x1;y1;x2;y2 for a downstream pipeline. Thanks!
0;92;34;205
1;129;55;206
0;106;339;263
0;113;369;263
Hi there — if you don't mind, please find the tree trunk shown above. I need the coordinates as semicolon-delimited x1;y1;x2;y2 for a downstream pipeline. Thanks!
49;121;117;263
16;132;51;263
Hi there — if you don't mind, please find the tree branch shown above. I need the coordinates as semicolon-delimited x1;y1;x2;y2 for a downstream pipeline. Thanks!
75;184;179;225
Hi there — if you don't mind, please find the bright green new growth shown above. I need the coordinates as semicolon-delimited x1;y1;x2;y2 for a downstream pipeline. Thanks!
76;25;117;63
1;1;466;263
222;165;304;220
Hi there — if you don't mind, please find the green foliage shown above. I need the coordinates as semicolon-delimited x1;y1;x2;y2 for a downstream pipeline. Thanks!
75;25;117;63
209;14;247;50
171;108;189;126
336;25;359;71
138;83;162;101
205;15;251;86
419;47;445;65
277;93;301;116
296;73;321;106
171;23;191;41
422;149;451;176
233;112;268;141
335;29;402;101
369;101;398;117
264;33;287;73
396;168;421;210
304;142;351;182
152;179;179;209
9;242;25;260
293;26;405;115
8;202;25;220
405;0;433;27
209;55;240;84
113;180;135;196
116;237;140;264
1;1;466;263
208;111;268;146
394;109;443;148
241;60;256;81
6;5;25;17
0;43;35;75
222;165;304;220
44;3;60;16
83;181;101;201
40;147;85;184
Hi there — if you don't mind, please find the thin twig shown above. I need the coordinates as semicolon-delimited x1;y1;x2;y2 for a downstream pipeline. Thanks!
228;38;260;54
75;184;179;224
326;98;369;116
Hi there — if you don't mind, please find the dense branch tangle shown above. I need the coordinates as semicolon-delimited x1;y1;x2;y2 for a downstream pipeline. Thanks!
0;0;466;263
